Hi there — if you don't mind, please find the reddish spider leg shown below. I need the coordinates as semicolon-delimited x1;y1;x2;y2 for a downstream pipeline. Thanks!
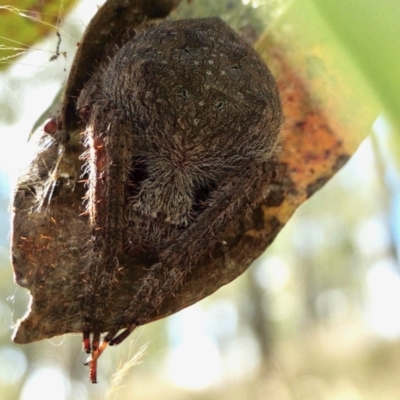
81;101;133;383
100;162;271;347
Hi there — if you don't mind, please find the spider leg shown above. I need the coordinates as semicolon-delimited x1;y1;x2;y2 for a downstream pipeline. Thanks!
89;332;100;383
108;324;137;346
83;331;91;353
83;331;109;383
102;162;270;345
80;102;133;382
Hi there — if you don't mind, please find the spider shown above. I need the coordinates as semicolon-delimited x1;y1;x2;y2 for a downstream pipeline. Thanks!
74;17;282;382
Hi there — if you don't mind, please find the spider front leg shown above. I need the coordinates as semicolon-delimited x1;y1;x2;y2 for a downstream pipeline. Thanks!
103;162;271;345
80;100;133;382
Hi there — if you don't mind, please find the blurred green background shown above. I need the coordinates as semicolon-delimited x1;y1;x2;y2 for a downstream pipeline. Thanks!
0;0;400;399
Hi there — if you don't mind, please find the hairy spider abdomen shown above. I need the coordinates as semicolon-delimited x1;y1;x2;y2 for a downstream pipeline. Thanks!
101;17;281;225
75;16;282;382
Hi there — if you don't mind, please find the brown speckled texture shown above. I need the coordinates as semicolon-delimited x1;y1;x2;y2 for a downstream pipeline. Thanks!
12;1;352;346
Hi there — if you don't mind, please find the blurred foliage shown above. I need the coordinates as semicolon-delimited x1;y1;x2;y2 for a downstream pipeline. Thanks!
0;0;76;71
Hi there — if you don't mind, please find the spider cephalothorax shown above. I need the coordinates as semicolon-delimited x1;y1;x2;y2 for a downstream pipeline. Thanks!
76;17;281;382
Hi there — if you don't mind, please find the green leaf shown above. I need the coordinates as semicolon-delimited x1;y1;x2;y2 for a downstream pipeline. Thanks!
313;0;400;131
